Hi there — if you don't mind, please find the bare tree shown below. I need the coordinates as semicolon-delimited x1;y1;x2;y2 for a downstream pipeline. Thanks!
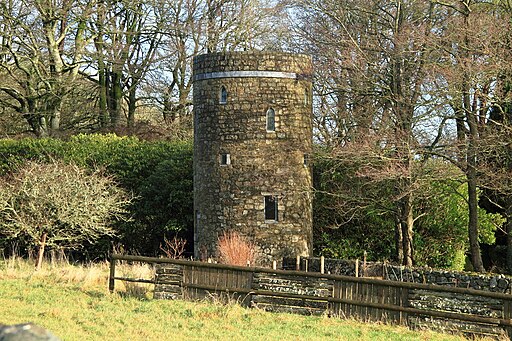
295;0;441;266
0;0;96;136
90;0;165;129
429;0;512;272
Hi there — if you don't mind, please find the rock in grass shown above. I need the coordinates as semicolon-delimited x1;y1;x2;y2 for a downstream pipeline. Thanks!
0;323;60;341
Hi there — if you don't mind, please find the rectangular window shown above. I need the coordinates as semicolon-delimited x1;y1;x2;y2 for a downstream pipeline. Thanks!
220;153;231;165
264;195;278;221
303;153;309;166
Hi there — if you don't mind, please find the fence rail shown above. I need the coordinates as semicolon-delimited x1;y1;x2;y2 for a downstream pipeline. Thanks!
109;254;512;338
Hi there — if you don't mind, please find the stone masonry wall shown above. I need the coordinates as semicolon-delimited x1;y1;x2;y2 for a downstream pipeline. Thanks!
193;52;313;264
153;263;183;300
283;256;512;293
154;261;512;339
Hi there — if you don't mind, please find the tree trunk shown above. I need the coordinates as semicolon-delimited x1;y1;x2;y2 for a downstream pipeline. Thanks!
109;69;123;127
49;109;61;133
467;166;485;272
465;71;485;272
25;114;46;138
206;0;219;53
127;83;136;129
401;193;414;267
506;206;512;274
395;216;403;264
36;232;47;270
98;65;109;127
95;3;108;128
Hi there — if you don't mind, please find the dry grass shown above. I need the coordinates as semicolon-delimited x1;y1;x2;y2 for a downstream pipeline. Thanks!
1;254;109;288
0;254;154;297
116;262;155;299
217;231;256;266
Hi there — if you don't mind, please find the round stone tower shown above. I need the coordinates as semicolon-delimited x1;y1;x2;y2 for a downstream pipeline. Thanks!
193;51;313;264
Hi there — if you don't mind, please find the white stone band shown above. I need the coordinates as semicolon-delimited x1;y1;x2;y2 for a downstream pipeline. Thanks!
194;70;297;81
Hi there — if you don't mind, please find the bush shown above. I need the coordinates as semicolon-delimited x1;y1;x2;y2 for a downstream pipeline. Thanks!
217;231;256;266
312;154;396;261
0;134;193;258
313;154;505;269
0;161;131;268
414;181;504;270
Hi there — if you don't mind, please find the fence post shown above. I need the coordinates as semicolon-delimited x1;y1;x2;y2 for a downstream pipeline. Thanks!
296;255;300;271
320;256;325;274
504;298;512;338
355;259;359;278
363;251;367;277
272;260;277;270
109;255;116;293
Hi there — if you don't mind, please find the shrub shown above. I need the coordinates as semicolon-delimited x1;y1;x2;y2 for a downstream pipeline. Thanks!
0;160;131;269
217;231;256;266
0;134;194;257
159;236;187;259
414;181;504;270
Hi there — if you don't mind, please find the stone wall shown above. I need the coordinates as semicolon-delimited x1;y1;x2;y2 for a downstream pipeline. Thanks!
251;272;331;315
153;261;512;339
193;52;313;263
283;256;512;293
153;263;183;300
385;265;512;293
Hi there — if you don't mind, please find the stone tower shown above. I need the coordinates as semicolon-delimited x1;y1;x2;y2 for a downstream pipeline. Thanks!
193;51;313;263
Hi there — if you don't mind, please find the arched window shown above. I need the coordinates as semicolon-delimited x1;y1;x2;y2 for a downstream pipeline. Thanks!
219;86;227;104
266;108;275;131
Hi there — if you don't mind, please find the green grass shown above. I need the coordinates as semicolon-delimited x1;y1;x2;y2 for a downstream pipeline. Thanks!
0;258;471;341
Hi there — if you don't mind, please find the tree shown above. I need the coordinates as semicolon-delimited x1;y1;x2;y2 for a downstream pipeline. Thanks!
478;0;512;272
414;168;504;270
294;0;441;266
143;0;204;132
145;0;289;133
91;0;166;129
0;161;131;269
204;0;286;53
429;0;512;271
313;154;505;269
0;0;96;136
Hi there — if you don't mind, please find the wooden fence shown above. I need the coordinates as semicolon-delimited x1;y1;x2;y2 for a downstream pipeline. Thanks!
109;254;512;338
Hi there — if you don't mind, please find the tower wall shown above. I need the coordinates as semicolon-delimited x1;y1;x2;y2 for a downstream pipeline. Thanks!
193;51;313;263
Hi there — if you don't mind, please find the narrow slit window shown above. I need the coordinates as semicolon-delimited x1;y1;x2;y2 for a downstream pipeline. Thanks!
220;153;231;165
303;153;309;166
304;88;310;106
194;210;200;242
266;108;275;131
264;195;278;221
219;85;227;104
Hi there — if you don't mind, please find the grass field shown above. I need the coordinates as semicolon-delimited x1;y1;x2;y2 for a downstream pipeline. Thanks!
0;257;474;340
